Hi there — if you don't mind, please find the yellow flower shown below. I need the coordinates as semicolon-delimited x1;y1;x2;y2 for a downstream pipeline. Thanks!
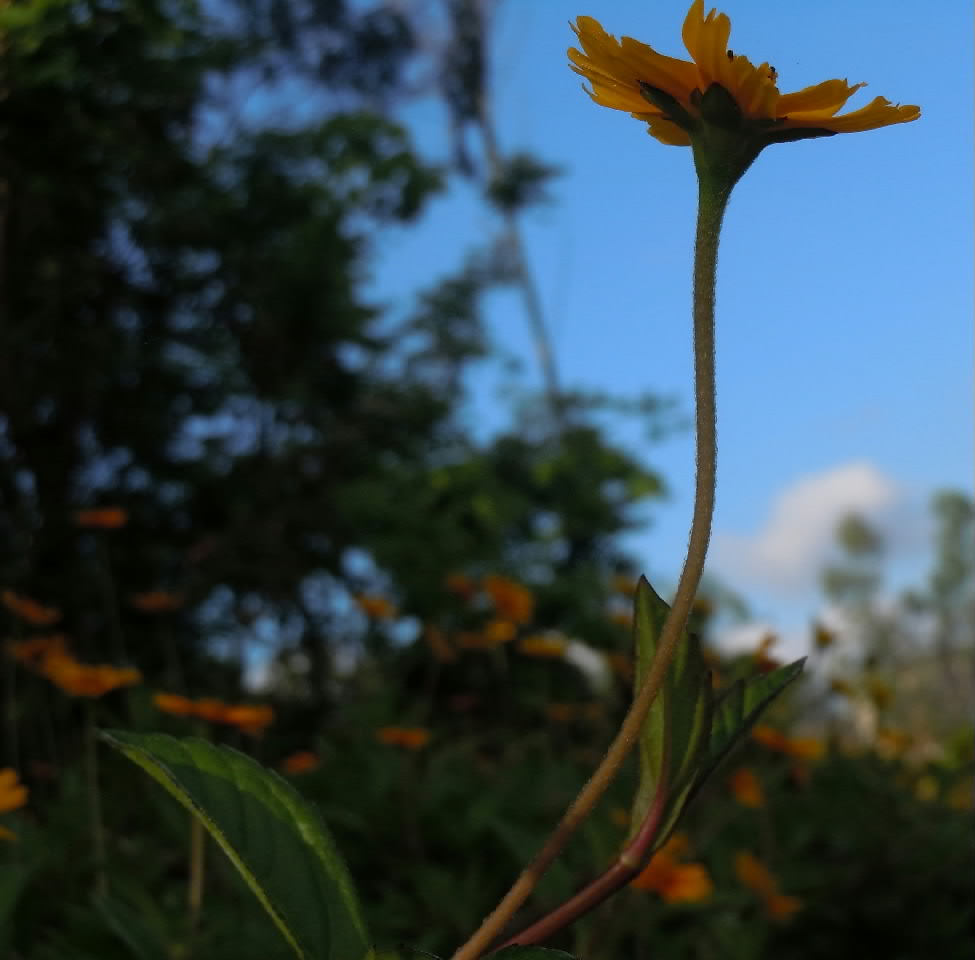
483;575;534;625
218;704;275;735
42;653;141;698
355;594;395;620
193;698;230;723
631;833;713;903
483;619;517;646
75;507;128;529
517;632;568;659
813;623;836;650
0;769;28;814
2;590;61;627
611;574;639;596
130;590;184;613
281;751;321;774
829;676;855;697
735;850;801;922
423;624;456;662
375;727;431;750
729;766;764;808
153;692;198;717
751;725;824;761
569;2;919;148
7;633;69;667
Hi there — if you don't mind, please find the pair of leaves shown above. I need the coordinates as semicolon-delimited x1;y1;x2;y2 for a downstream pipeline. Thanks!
628;577;805;853
102;732;581;960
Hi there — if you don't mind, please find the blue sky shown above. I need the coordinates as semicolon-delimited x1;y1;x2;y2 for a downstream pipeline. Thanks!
367;1;973;657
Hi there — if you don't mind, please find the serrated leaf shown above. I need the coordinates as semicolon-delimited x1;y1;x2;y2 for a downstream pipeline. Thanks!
698;658;806;784
628;577;711;848
101;731;369;960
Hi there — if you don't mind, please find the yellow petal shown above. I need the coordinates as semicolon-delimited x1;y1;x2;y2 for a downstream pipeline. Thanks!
778;78;866;117
817;96;920;133
682;0;731;91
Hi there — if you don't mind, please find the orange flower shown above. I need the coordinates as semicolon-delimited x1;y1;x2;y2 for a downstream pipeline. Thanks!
766;892;803;920
375;727;431;750
355;594;395;620
611;574;639;596
423;624;456;662
517;633;568;658
445;573;477;600
221;704;275;735
153;692;197;717
632;833;712;903
483;619;517;646
7;633;69;667
2;590;61;627
42;653;141;698
608;609;632;629
735;851;801;921
0;769;28;814
281;751;321;774
483;575;534;625
751;725;824;761
131;591;184;613
729;767;765;808
568;2;919;148
75;507;128;529
192;698;230;723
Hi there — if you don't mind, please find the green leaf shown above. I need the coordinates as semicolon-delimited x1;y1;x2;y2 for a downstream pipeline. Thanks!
628;577;711;850
698;658;806;784
101;731;370;960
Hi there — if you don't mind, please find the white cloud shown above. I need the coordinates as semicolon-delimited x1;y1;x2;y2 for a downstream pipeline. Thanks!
713;461;900;594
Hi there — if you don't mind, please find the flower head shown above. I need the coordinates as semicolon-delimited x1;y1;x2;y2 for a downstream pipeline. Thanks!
751;725;824;761
281;751;321;775
735;850;802;921
0;769;28;814
729;766;765;808
131;591;184;613
42;653;141;698
75;507;128;529
375;726;431;750
7;633;69;667
569;2;918;182
483;575;534;625
355;594;396;620
631;833;713;903
517;632;568;659
2;590;61;627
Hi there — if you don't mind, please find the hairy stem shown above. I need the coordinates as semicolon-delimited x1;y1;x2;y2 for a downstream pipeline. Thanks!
450;177;730;960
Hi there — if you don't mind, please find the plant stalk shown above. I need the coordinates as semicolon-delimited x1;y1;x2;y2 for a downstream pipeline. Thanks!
450;176;730;960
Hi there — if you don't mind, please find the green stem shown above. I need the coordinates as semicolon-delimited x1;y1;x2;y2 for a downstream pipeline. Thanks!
450;178;731;960
85;701;107;897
